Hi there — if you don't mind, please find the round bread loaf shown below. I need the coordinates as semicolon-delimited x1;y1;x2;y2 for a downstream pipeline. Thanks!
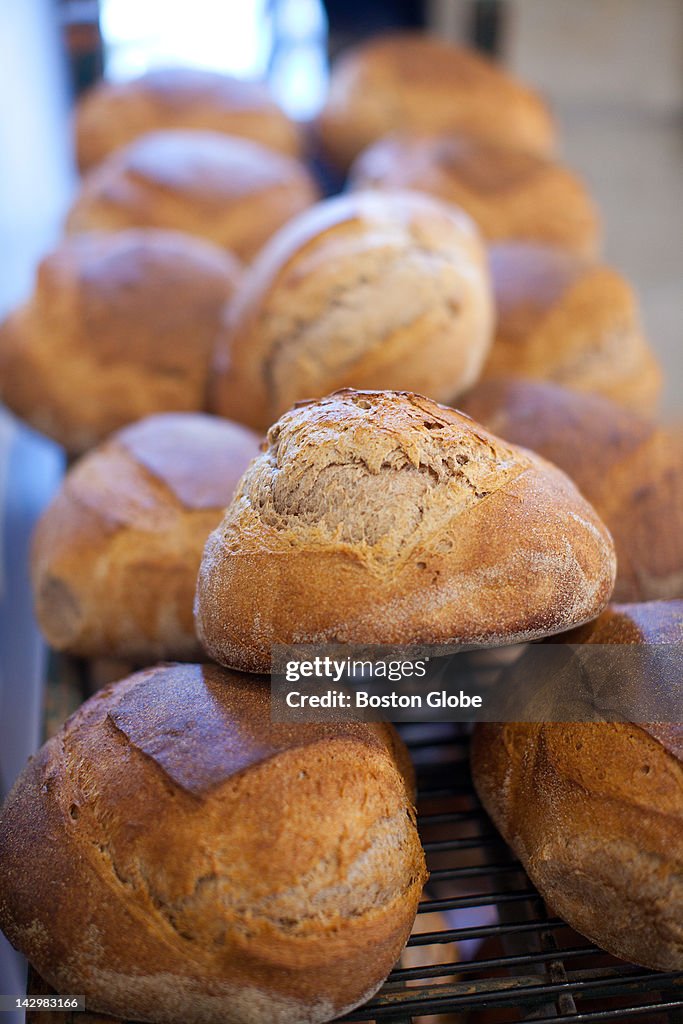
209;190;494;431
75;67;300;172
0;663;427;1023
316;32;555;170
195;389;616;673
460;378;683;602
483;241;662;414
471;600;683;972
0;230;240;454
66;130;319;262
350;133;600;258
31;412;260;662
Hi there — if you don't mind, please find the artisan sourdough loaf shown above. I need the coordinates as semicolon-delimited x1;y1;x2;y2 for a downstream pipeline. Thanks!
316;32;555;170
483;241;662;414
472;600;683;972
66;130;319;262
0;230;240;454
0;663;426;1024
209;190;494;431
351;133;600;258
460;378;683;601
75;66;301;172
195;389;616;673
31;413;260;662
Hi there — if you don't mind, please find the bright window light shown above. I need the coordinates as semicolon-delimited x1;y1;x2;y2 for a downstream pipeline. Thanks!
100;0;328;119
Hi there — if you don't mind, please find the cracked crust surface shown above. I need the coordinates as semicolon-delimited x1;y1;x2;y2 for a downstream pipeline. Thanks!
31;413;260;661
67;130;319;262
209;190;494;431
483;241;662;415
195;389;616;672
315;31;555;170
0;663;426;1024
460;378;683;602
472;600;683;972
0;230;241;454
75;67;301;172
350;133;600;258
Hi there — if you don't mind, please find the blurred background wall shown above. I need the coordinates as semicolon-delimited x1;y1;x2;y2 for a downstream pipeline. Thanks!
54;0;683;410
503;0;683;415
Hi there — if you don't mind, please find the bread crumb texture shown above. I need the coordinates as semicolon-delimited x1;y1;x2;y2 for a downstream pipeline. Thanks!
210;189;493;430
472;603;683;973
0;663;426;1024
30;413;260;661
195;389;616;671
0;230;241;453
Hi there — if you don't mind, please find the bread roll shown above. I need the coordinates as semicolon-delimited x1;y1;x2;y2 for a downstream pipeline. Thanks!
75;67;300;172
66;130;319;263
316;32;555;170
0;663;426;1023
209;190;494;431
460;378;683;602
351;133;600;259
31;412;260;662
0;230;240;454
195;389;616;673
471;600;683;972
483;241;662;414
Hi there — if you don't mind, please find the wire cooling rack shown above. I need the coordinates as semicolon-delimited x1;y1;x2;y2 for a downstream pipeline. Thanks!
30;675;683;1024
342;725;683;1024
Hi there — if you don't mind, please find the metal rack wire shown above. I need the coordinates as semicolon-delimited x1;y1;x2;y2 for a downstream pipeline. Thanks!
33;671;683;1024
343;725;683;1024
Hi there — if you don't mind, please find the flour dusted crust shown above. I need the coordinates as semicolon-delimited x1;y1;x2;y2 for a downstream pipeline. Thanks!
195;389;616;672
316;32;556;170
31;413;260;661
67;130;319;262
75;67;301;172
461;378;683;602
0;230;241;454
483;242;662;414
0;664;426;1023
351;133;600;258
209;190;494;431
472;600;683;972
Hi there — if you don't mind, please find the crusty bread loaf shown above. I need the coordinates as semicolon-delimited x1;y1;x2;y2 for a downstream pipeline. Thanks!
350;133;600;258
483;241;662;414
460;378;683;602
471;600;683;972
75;67;301;172
66;130;319;262
31;412;260;662
195;389;616;673
209;190;494;431
0;230;240;454
316;32;555;170
0;663;426;1024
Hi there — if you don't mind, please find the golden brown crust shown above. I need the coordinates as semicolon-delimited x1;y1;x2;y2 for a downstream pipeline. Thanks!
351;133;600;258
0;230;241;454
471;600;683;972
316;32;556;170
209;190;494;431
75;67;301;172
67;130;319;262
31;413;260;661
195;389;616;672
484;242;662;414
0;663;426;1024
459;378;683;602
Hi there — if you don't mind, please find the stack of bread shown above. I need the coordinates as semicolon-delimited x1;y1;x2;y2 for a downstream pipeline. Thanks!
0;28;681;1024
